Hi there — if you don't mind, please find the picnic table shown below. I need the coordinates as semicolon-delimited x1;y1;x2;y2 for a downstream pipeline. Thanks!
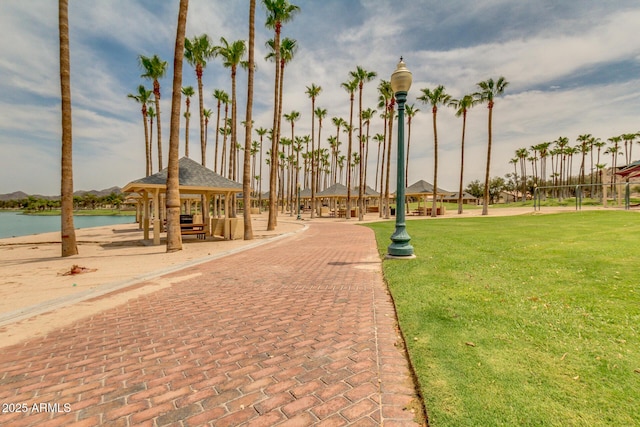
180;223;207;239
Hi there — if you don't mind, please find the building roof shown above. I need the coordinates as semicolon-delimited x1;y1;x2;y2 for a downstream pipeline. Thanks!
616;160;640;179
405;180;448;195
122;157;242;194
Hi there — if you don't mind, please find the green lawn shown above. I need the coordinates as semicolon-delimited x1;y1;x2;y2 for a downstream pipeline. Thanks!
366;211;640;426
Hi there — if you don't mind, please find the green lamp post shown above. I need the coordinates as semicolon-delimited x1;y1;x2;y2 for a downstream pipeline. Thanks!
387;58;415;258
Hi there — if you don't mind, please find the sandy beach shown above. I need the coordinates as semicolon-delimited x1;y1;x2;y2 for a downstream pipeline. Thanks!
0;205;612;348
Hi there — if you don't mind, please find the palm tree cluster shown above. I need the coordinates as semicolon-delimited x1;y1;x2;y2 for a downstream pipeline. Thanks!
510;132;639;200
124;0;512;251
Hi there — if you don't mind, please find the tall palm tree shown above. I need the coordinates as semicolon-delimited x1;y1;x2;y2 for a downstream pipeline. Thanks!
305;83;322;218
314;107;327;192
184;34;214;166
213;37;247;183
127;85;153;176
263;0;300;230
555;136;569;198
212;89;229;173
621;133;637;166
350;66;377;220
139;54;168;171
373;133;384;193
450;94;476;214
378;80;394;219
403;103;419;188
341;78;358;219
147;106;156;173
165;0;189;253
256;126;268;209
59;0;77;257
418;85;452;217
203;108;212;163
475;76;509;215
607;135;622;193
242;0;256;240
576;134;591;185
515;147;528;201
181;85;195;157
362;107;376;189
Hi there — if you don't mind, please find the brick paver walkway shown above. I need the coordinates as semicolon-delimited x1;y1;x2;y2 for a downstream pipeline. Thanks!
0;222;424;426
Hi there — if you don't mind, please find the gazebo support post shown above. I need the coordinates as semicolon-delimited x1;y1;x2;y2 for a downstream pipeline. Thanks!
143;192;150;240
153;188;160;245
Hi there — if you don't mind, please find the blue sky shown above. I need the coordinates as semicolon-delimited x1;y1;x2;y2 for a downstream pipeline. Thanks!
1;0;639;195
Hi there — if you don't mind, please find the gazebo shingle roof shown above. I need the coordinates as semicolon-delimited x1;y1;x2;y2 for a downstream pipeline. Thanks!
123;157;242;193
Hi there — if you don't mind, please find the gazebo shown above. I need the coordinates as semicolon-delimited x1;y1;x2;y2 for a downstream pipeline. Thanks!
122;157;242;244
315;183;379;217
405;180;447;215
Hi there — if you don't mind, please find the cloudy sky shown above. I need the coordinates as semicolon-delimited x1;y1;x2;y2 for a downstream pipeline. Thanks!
1;0;639;195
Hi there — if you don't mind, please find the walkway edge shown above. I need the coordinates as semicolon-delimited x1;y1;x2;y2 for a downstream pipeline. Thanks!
0;222;309;327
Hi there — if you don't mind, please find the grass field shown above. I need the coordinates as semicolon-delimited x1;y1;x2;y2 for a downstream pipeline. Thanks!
366;211;640;426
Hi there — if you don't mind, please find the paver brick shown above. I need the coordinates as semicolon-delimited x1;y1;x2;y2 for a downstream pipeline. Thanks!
0;222;423;426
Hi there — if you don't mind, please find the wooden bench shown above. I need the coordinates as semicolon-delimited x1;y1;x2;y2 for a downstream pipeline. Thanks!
180;223;206;239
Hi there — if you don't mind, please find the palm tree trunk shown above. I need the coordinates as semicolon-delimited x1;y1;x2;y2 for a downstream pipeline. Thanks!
482;104;493;215
384;102;394;219
154;81;163;171
165;0;188;253
431;108;438;218
197;68;205;166
142;106;150;176
457;111;466;214
267;25;281;230
59;0;78;257
214;100;221;172
242;0;255;239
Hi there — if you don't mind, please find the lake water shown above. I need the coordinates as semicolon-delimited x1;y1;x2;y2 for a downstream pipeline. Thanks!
0;211;135;239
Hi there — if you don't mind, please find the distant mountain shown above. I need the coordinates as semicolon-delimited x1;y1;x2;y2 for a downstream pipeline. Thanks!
0;187;122;201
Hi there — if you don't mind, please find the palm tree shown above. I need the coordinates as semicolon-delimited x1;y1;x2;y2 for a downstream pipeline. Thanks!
576;134;591;185
373;133;384;192
361;107;376;189
341;78;358;219
203;107;212;162
621;133;637;166
256;126;268;209
418;85;452;217
184;34;214;166
127;85;153;176
314;107;327;192
449;94;476;214
516;147;529;201
475;76;509;215
607;135;622;194
350;66;377;220
165;0;189;253
555;136;569;198
403;104;419;189
59;0;78;257
147;106;155;173
139;54;168;171
212;89;229;173
378;80;394;218
213;37;247;183
242;0;256;240
305;83;322;218
263;0;300;230
181;86;195;157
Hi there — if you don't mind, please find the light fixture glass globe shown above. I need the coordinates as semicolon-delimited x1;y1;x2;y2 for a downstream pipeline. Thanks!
390;58;412;93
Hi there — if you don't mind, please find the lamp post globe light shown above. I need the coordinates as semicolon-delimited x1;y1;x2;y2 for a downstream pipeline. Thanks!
387;58;415;258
